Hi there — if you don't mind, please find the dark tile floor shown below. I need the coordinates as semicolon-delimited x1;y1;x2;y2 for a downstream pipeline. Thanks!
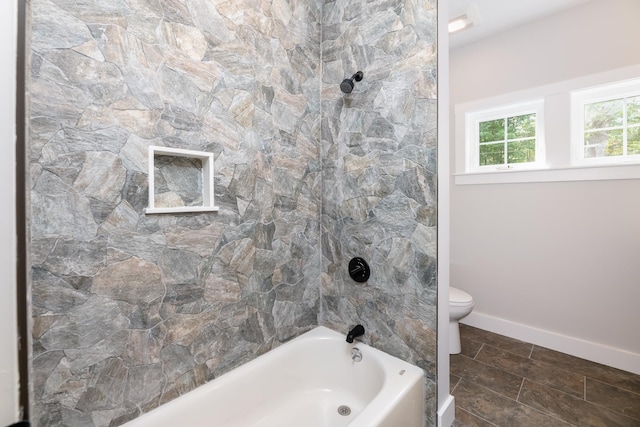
451;324;640;427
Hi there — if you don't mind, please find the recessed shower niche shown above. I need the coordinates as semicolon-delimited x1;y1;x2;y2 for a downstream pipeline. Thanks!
145;146;219;214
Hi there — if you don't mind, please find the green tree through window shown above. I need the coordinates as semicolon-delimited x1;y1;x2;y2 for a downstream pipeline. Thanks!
478;113;536;166
584;95;640;158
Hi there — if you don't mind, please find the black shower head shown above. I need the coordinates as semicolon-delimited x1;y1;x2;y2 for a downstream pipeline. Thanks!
340;71;363;94
340;79;354;94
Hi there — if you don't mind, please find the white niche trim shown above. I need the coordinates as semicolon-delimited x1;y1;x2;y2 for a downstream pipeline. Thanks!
145;146;219;214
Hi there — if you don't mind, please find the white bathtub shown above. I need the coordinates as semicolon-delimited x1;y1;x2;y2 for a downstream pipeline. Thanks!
123;326;425;427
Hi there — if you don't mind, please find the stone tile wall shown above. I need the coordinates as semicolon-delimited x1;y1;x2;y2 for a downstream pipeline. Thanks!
27;0;437;425
320;0;438;423
29;0;321;425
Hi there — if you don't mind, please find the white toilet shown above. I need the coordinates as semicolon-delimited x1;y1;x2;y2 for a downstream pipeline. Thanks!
449;287;474;354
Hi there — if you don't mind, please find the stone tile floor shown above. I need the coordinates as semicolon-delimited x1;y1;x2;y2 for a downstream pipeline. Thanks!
451;324;640;427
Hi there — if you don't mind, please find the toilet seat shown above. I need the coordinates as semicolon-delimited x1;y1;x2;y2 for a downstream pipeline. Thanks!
449;287;473;306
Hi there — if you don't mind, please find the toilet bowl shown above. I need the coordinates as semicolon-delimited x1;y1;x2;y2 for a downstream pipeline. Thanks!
449;287;474;354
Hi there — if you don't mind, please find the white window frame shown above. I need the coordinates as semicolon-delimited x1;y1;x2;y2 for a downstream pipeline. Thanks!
465;100;545;173
454;65;640;185
571;78;640;166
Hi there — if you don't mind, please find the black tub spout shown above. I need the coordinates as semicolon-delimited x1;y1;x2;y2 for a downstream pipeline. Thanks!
346;324;365;343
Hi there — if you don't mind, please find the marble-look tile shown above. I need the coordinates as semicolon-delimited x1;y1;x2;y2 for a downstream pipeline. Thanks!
459;336;483;359
519;379;640;427
454;380;572;427
585;379;640;421
450;354;523;400
531;346;640;395
452;327;640;427
453;406;497;427
460;324;533;358
475;344;585;398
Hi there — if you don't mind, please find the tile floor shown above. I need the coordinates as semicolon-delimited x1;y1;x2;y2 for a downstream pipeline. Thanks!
451;324;640;427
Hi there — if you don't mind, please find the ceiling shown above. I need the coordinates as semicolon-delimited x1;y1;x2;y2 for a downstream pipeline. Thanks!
448;0;595;49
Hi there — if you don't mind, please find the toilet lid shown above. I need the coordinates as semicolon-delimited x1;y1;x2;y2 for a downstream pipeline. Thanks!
450;287;473;304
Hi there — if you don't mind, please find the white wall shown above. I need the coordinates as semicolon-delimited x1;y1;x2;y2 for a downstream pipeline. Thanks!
450;0;640;100
450;0;640;373
0;0;19;424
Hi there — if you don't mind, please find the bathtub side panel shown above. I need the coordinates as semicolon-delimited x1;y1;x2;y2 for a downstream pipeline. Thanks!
375;374;425;427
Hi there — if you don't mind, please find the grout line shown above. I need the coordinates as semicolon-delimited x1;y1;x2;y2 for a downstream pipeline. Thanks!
516;377;525;402
528;344;535;359
584;376;587;400
451;377;460;393
474;343;484;359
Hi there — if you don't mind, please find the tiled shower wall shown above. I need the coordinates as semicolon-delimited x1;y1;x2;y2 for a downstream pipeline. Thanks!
29;0;322;425
320;0;438;423
27;0;437;426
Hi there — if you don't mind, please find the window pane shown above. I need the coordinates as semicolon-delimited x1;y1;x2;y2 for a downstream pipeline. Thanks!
584;99;624;130
507;139;536;164
605;129;623;156
628;126;640;155
479;119;504;143
479;143;504;165
584;129;623;157
507;113;536;139
627;96;640;125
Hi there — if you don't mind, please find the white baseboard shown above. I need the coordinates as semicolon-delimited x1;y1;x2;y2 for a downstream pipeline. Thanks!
462;312;640;376
437;394;455;427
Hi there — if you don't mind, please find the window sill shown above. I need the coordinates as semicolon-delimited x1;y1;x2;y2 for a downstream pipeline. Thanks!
454;163;640;185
